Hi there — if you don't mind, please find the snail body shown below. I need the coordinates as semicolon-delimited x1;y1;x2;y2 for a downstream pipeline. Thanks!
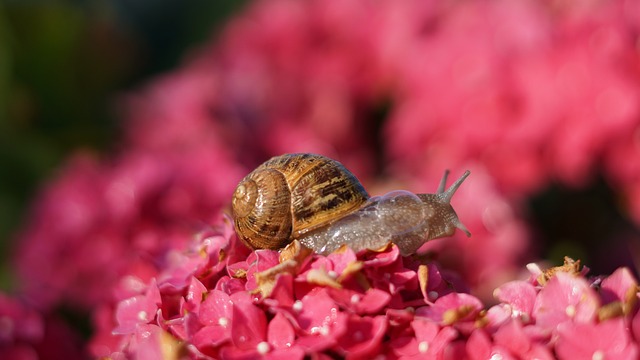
232;153;470;256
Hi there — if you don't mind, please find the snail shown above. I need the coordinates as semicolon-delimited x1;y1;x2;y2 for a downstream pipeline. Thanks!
232;153;470;256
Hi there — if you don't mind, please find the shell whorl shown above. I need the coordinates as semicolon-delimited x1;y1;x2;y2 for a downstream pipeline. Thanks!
232;168;293;249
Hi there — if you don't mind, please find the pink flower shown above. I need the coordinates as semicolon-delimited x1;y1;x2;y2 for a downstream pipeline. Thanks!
0;293;85;359
556;318;639;360
14;147;243;311
113;279;161;335
599;267;639;309
493;280;537;322
405;318;458;358
466;329;515;360
417;293;483;327
533;271;600;330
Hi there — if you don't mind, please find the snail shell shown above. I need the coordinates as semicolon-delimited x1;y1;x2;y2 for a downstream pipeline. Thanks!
232;153;470;255
232;153;369;249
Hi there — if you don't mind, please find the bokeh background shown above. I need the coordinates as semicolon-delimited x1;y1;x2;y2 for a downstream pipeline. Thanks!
0;0;249;288
2;0;640;357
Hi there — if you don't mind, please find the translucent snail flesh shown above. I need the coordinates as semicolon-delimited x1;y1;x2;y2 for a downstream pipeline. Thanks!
232;153;470;256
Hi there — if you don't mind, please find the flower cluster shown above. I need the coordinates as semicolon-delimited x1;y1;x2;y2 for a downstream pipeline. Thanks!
0;293;86;358
91;220;640;359
5;0;640;357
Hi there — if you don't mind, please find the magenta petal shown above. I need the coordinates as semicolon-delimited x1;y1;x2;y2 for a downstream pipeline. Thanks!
326;247;357;275
466;329;492;360
353;288;392;315
199;289;233;327
268;312;295;350
361;244;400;267
266;347;306;360
183;277;207;313
633;309;640;345
525;344;555;360
493;319;531;355
192;324;230;350
295;334;336;353
600;267;639;304
411;318;439;342
556;318;639;360
215;275;246;295
267;273;295;308
533;272;599;330
253;250;281;272
336;315;387;358
416;293;483;324
157;253;204;291
485;304;511;329
230;292;267;350
329;287;392;315
388;336;418;356
411;318;457;356
132;324;166;360
296;288;340;334
245;250;280;291
113;295;156;334
493;280;536;320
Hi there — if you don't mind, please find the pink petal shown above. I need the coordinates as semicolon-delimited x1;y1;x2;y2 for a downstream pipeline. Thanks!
411;318;440;342
192;324;230;350
493;280;537;320
266;273;295;308
326;247;358;275
524;344;555;360
215;275;246;295
633;309;640;345
113;295;156;334
329;287;391;315
416;293;483;325
425;325;458;357
268;312;295;350
466;329;492;360
264;347;305;360
295;333;337;353
388;336;419;356
556;318;639;360
533;272;599;330
183;277;207;313
360;244;400;267
600;267;638;305
295;288;340;334
335;315;387;358
230;292;267;350
132;324;178;360
493;319;531;355
199;289;233;327
484;304;511;329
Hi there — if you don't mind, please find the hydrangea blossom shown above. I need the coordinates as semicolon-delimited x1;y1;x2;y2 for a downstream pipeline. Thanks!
6;0;640;357
91;220;640;359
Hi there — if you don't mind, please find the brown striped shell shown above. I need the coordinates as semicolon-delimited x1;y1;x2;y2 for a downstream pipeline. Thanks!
232;153;370;249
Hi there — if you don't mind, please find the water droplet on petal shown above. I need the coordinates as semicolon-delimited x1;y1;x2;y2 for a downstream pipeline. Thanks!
257;341;270;354
418;341;429;353
218;317;229;327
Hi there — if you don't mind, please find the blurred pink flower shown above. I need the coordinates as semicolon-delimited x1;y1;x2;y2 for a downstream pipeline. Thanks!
0;293;85;359
556;318;639;360
14;145;244;310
